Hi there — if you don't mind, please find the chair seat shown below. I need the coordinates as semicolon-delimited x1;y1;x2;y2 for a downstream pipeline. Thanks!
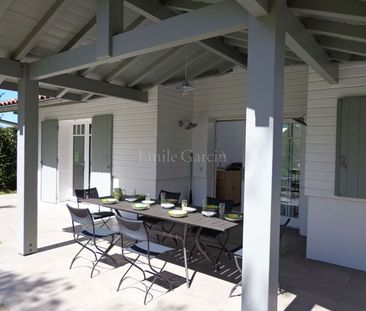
234;248;243;257
128;241;174;258
81;227;115;238
92;211;114;219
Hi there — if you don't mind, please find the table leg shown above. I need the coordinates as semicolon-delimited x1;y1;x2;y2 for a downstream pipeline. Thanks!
182;224;190;288
194;227;217;269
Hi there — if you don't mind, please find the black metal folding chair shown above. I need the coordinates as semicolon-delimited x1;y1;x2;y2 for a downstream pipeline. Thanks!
229;217;291;297
115;214;175;305
67;204;117;278
141;190;181;244
74;188;114;229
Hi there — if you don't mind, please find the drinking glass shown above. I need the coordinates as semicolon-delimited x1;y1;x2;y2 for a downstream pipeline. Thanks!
202;199;207;212
219;203;225;219
181;199;188;210
160;192;166;204
132;188;136;196
145;194;151;202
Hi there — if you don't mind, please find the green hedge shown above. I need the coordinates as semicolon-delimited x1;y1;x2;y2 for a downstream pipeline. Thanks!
0;127;17;191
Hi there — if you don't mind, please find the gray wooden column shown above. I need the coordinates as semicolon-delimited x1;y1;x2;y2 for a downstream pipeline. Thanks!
17;63;39;255
242;0;285;310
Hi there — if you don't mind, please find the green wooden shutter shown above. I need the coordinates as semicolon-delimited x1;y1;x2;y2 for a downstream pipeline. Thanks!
336;97;366;198
90;114;113;197
41;119;58;203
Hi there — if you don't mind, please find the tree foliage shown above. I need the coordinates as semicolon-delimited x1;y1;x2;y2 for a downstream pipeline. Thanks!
0;127;17;191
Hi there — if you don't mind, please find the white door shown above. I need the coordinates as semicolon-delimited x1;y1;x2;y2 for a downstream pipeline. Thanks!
41;120;58;203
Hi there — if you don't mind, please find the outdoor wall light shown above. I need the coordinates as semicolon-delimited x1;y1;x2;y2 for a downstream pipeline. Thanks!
178;119;197;130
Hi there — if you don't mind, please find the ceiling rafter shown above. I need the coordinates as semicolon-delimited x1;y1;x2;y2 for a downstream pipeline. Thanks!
126;0;246;67
0;81;82;102
59;16;96;53
288;0;366;24
83;15;145;79
0;0;15;20
285;6;338;83
13;0;71;61
235;0;269;17
127;46;181;87
303;18;366;44
29;1;249;80
317;36;366;57
41;74;148;102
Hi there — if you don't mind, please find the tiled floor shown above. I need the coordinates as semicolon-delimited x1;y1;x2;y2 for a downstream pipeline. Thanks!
0;194;365;311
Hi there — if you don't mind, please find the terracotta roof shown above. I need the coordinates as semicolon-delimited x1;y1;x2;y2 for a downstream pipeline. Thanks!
0;95;50;107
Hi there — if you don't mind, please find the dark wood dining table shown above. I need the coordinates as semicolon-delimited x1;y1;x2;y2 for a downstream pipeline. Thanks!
82;198;240;287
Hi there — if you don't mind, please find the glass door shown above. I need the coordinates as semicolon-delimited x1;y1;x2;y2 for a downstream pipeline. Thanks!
72;123;91;190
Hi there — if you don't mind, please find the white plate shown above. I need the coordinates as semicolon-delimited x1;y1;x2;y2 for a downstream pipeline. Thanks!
142;200;155;205
168;210;188;218
161;203;175;209
125;197;138;202
184;207;197;213
201;211;216;217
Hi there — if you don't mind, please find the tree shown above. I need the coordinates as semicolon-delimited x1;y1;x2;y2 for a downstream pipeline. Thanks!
0;127;17;191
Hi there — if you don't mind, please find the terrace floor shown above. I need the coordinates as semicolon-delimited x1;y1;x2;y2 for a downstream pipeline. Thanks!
0;194;365;311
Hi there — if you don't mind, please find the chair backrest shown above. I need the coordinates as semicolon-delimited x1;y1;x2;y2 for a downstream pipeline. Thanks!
74;188;99;203
114;208;137;220
158;190;181;204
67;204;94;233
207;196;233;213
115;215;148;242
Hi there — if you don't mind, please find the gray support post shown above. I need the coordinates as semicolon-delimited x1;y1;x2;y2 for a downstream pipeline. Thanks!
242;0;285;310
17;63;39;255
96;0;124;59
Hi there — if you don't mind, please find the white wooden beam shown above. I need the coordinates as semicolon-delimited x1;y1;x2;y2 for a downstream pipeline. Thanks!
243;0;285;310
30;0;249;79
126;0;246;66
127;46;181;87
163;58;224;85
304;18;366;44
1;81;82;102
14;0;70;61
285;6;338;84
42;74;148;102
96;0;124;60
59;16;96;52
317;36;366;57
81;15;145;79
157;49;206;85
17;64;39;255
289;0;366;24
81;93;94;101
55;88;69;98
235;0;269;17
104;57;138;82
0;57;22;78
0;0;15;20
162;0;207;11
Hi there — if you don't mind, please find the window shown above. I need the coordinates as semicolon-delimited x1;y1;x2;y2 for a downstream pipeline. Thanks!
336;97;366;199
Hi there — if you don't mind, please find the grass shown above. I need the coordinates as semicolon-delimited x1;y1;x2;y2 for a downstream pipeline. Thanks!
0;190;16;195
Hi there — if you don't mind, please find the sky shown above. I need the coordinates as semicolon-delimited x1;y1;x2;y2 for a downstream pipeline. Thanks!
0;89;18;125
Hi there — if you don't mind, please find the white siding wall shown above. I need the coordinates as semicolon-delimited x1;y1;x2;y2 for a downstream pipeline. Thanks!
156;86;193;200
39;87;159;199
191;65;309;205
305;62;366;271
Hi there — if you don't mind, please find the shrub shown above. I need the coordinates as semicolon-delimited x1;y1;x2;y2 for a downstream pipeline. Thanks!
0;127;17;191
